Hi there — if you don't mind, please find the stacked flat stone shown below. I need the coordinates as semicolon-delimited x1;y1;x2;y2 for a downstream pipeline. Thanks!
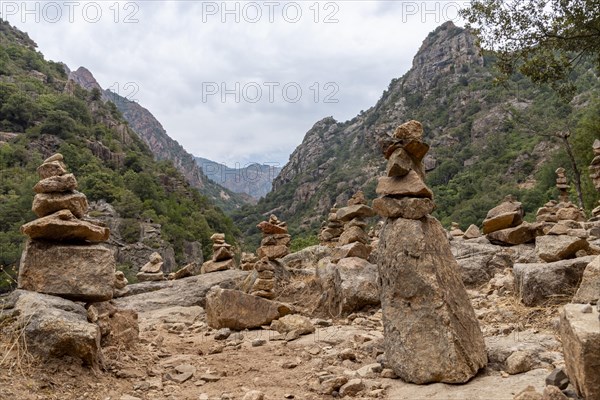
240;252;258;271
18;153;115;302
332;191;374;260
536;168;586;223
589;139;600;218
372;120;436;220
136;252;165;282
319;205;343;246
256;215;291;260
374;120;487;384
482;195;537;245
201;233;236;273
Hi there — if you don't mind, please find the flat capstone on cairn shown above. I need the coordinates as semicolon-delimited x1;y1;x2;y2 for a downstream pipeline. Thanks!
374;120;487;384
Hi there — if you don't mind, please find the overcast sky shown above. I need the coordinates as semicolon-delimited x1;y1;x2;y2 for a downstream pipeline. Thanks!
3;1;465;166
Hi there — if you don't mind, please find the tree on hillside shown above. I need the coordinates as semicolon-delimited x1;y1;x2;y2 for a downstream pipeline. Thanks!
461;0;600;97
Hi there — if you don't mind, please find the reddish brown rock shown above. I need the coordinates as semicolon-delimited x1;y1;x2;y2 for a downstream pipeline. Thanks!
34;173;78;193
376;171;433;199
32;191;88;218
20;209;109;242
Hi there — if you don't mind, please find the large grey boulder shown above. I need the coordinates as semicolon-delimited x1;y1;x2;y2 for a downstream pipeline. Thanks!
377;216;487;384
18;239;115;302
560;304;600;400
0;290;101;367
112;269;248;312
205;287;291;330
513;256;595;306
535;235;589;262
315;257;380;316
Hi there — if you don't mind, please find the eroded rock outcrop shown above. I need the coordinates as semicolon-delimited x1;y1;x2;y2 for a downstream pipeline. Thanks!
375;121;487;384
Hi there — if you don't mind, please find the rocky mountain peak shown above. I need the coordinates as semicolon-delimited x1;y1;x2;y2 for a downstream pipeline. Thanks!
404;21;484;93
68;66;103;92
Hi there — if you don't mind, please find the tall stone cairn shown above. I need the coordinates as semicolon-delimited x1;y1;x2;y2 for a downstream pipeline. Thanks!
536;168;586;223
251;215;291;299
589;139;600;217
556;167;570;203
374;120;487;384
18;153;115;302
201;233;236;273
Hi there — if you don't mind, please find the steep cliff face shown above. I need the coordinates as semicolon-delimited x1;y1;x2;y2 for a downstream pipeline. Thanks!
68;67;247;212
195;157;281;200
235;21;599;240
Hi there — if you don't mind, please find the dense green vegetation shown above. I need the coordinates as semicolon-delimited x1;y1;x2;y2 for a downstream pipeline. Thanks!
0;20;238;292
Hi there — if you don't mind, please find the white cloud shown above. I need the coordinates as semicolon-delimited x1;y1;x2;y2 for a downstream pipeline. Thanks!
3;1;464;165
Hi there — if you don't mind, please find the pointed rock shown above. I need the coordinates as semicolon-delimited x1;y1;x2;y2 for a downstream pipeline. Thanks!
377;216;486;383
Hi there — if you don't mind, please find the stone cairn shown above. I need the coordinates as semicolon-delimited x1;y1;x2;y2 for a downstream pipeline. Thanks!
449;222;464;237
589;139;600;218
319;204;343;246
136;252;165;282
332;191;374;260
536;168;586;224
482;195;536;245
249;215;291;299
19;153;115;302
240;252;259;271
373;120;487;384
257;215;290;259
201;233;235;273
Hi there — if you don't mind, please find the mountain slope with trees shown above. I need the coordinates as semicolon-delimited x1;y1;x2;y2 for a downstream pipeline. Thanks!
233;21;600;247
0;19;238;291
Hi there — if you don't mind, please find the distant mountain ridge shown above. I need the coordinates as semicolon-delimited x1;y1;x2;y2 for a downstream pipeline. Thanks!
195;157;281;200
68;67;247;212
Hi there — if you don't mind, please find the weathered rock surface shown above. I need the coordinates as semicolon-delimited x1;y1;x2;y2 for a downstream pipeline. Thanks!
37;160;67;179
270;314;315;335
463;224;482;239
18;239;115;302
112;270;248;312
202;259;235;274
205;287;291;330
257;244;289;260
377;216;487;384
560;304;600;400
33;173;78;193
315;257;380;316
572;256;599;304
0;290;102;366
256;221;287;235
513;257;596;306
372;196;435;219
280;245;332;270
535;235;589;262
32;191;88;218
482;197;523;234
20;210;109;242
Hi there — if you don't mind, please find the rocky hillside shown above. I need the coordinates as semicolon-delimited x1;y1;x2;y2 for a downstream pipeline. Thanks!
0;19;238;291
195;156;281;200
68;67;247;212
233;21;600;243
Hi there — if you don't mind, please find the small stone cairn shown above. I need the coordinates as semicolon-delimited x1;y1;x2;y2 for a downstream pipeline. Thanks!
136;252;165;282
319;205;343;246
332;191;374;260
201;233;236;273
